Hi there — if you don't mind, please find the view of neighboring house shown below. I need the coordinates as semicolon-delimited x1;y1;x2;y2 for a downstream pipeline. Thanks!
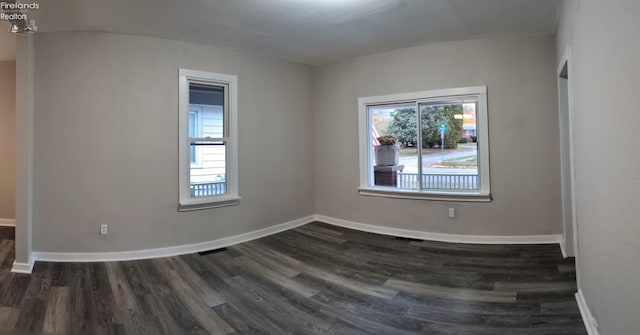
188;84;226;195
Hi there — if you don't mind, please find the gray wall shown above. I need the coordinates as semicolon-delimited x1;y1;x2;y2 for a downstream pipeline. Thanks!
33;32;314;252
556;0;640;333
313;36;562;236
0;61;16;219
0;32;16;61
30;34;565;253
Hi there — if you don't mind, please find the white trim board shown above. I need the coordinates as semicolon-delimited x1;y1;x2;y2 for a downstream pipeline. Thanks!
314;215;562;244
560;239;568;258
576;290;599;335
11;255;35;274
557;46;578;259
33;215;315;264
0;219;16;227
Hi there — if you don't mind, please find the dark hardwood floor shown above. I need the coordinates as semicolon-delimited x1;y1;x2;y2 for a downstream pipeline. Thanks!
0;223;586;334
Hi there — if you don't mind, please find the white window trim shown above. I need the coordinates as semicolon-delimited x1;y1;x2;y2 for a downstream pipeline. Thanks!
178;68;240;210
357;86;491;202
188;108;203;166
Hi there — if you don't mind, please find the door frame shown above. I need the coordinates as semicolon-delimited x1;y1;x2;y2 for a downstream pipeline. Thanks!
557;47;578;259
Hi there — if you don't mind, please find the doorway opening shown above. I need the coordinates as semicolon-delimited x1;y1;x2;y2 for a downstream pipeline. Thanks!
0;58;16;266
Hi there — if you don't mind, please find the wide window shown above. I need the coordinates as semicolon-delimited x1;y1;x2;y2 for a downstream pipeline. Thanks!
179;69;239;210
358;86;490;201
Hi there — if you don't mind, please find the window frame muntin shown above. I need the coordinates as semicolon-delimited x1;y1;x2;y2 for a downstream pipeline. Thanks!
188;108;203;166
178;68;239;210
358;86;490;202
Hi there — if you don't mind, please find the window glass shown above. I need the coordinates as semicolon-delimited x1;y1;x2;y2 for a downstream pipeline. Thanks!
368;103;418;189
418;99;478;191
188;84;227;197
358;86;489;200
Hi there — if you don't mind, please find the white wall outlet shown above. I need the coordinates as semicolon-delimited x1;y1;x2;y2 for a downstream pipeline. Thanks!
100;224;108;235
448;208;455;218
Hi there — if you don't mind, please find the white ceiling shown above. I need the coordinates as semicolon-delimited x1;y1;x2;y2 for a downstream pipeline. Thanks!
30;0;561;65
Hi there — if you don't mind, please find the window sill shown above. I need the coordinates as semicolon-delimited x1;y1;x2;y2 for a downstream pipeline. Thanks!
358;187;491;202
178;195;241;212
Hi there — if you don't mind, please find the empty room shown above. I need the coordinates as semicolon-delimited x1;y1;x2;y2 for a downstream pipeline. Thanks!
0;0;638;334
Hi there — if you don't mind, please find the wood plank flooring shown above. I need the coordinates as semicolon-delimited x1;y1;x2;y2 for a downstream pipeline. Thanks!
0;223;587;334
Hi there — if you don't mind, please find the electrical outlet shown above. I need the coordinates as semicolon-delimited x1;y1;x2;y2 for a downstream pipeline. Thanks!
100;224;108;235
448;208;455;218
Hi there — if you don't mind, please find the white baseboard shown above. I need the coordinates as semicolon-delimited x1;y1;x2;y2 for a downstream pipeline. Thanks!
560;239;568;258
16;213;563;272
33;215;316;263
0;218;15;227
576;290;599;335
314;214;562;244
11;254;35;274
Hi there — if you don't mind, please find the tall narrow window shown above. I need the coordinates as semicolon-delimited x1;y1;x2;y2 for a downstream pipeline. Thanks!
179;69;239;210
358;86;490;201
